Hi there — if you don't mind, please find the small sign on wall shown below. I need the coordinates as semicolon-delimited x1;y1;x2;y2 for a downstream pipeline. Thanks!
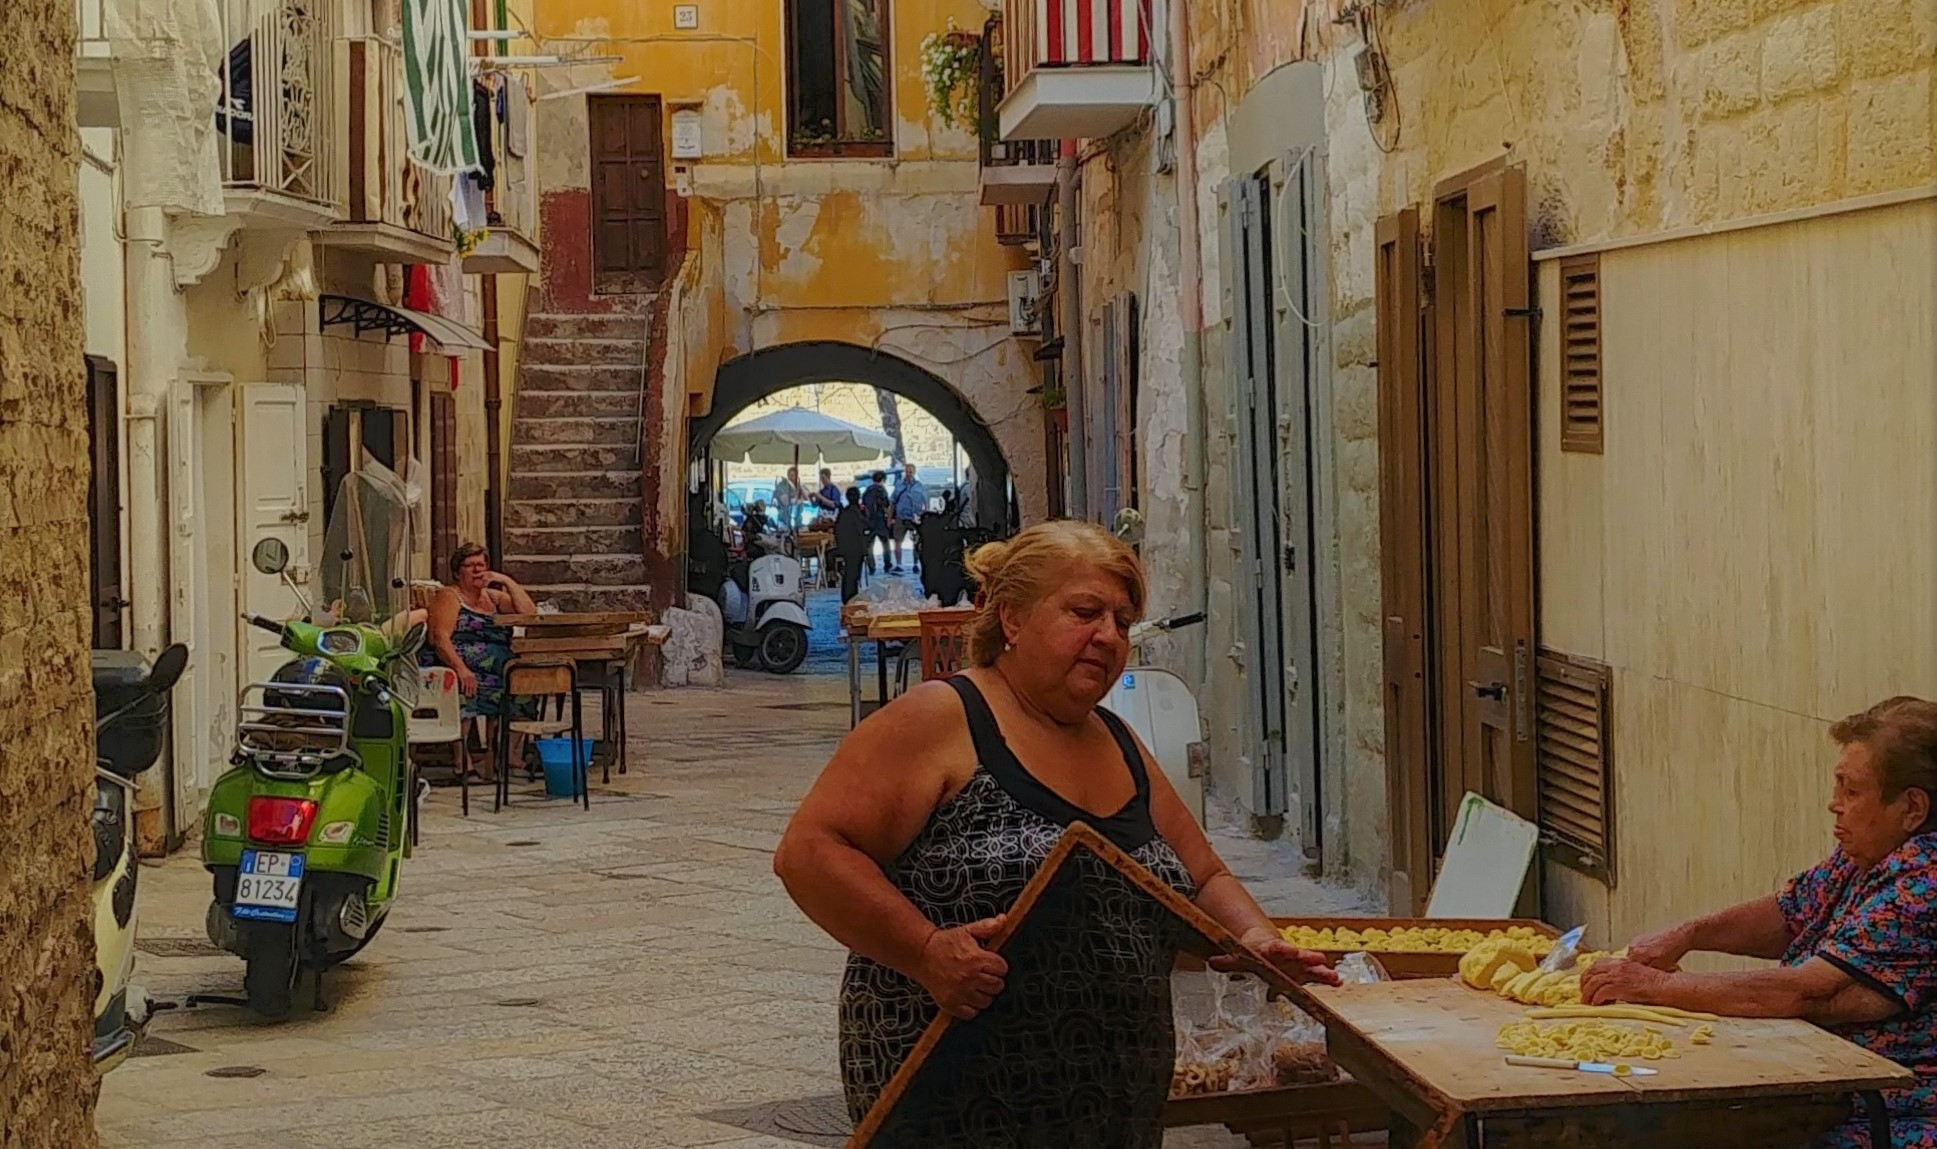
670;107;703;160
673;4;698;29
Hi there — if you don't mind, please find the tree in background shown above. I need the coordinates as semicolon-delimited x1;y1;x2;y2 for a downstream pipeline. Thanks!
874;386;907;466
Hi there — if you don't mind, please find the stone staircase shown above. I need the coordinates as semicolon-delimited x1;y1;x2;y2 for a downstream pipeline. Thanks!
503;309;655;614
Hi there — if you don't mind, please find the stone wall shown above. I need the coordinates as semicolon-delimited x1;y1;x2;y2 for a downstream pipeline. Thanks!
0;0;103;1141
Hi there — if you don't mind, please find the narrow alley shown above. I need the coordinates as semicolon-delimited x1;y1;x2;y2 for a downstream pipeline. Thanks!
97;663;1363;1149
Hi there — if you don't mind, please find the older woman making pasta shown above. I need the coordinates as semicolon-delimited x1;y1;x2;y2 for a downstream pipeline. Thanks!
1583;697;1936;1149
773;521;1336;1147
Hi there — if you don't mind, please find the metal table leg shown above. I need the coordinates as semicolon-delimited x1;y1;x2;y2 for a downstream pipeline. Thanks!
847;634;862;728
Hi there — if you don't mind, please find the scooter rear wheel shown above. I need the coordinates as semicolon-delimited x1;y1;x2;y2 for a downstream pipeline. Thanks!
242;927;299;1019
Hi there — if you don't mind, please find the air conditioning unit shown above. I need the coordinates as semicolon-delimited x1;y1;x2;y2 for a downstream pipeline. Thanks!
1008;269;1042;337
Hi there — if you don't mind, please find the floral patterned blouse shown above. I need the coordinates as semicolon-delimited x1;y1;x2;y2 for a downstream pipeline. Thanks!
1778;831;1937;1149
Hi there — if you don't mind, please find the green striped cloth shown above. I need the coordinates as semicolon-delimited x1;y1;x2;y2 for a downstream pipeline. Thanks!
401;0;479;174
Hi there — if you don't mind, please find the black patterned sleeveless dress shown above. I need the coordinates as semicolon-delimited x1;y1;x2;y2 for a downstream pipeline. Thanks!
839;676;1197;1148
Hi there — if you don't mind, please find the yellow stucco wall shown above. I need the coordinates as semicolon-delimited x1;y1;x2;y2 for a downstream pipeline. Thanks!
534;0;1047;522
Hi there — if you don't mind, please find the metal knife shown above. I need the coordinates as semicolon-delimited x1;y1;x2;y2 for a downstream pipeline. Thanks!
1505;1055;1658;1077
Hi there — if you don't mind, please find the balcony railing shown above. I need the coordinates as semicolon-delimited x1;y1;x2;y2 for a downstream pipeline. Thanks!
338;38;453;258
978;14;1058;208
462;75;540;274
217;0;343;212
996;0;1158;141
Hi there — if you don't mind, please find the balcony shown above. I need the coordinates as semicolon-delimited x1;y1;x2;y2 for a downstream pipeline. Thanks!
75;0;117;127
977;15;1057;208
318;39;454;264
216;0;346;229
996;0;1159;142
462;77;539;275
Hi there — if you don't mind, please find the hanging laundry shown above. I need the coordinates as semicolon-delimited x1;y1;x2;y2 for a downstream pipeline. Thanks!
401;0;480;173
504;76;529;159
471;79;496;191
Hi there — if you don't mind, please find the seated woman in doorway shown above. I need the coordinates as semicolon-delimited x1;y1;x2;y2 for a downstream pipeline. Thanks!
426;543;539;784
1582;696;1937;1149
773;521;1338;1146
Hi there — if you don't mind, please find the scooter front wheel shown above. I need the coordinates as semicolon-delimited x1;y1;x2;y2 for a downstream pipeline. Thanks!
241;925;299;1019
759;624;808;675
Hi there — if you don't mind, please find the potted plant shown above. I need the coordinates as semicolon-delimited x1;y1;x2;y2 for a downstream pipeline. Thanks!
919;19;981;131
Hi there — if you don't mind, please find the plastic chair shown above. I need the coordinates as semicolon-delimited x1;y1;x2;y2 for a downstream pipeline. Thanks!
490;657;587;813
409;667;462;745
894;611;975;696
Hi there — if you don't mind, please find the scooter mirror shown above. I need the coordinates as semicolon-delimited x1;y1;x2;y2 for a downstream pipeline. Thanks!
1112;507;1145;546
251;537;290;575
145;643;190;693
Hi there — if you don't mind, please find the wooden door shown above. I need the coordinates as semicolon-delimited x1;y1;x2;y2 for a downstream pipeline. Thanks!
85;356;124;649
1430;165;1537;827
429;392;458;574
242;382;311;684
590;95;667;294
1375;208;1432;912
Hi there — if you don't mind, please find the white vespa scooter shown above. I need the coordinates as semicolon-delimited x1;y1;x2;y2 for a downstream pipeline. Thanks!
722;529;811;674
1105;510;1208;826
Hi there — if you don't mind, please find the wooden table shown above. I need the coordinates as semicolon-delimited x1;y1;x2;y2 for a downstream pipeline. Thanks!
1307;978;1912;1149
842;614;909;727
1165;1080;1386;1146
504;612;668;776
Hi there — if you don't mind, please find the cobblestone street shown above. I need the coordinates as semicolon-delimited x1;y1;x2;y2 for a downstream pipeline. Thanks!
99;663;1364;1148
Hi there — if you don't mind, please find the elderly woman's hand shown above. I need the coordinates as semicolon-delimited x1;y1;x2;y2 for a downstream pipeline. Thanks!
1220;928;1344;986
1625;922;1695;971
915;916;1010;1020
455;665;479;698
1581;956;1672;1006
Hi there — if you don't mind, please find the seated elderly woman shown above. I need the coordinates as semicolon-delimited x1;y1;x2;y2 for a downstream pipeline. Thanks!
773;521;1337;1147
425;543;537;784
1582;696;1936;1149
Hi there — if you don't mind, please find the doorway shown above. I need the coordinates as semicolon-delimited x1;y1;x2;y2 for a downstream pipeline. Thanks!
85;356;125;649
1377;163;1537;913
167;377;239;839
1229;161;1326;849
589;94;668;294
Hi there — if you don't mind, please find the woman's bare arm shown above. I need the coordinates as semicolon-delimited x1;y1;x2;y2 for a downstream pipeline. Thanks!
1630;895;1796;968
427;587;463;670
1141;742;1272;938
774;682;974;978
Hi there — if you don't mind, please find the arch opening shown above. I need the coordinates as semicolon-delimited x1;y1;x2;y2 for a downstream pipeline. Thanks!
690;341;1013;531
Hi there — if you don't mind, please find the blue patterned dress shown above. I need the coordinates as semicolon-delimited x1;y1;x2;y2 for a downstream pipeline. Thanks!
1777;831;1937;1149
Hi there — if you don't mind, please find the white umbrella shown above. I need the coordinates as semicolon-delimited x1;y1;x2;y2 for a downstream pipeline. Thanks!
710;407;896;466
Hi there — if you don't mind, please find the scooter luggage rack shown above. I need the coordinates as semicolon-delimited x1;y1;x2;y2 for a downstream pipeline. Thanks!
235;682;356;778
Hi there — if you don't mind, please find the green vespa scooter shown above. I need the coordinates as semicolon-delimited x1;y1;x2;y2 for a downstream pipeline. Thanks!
202;467;425;1018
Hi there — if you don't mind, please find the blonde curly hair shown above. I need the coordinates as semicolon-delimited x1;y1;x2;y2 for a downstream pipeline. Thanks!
963;520;1147;667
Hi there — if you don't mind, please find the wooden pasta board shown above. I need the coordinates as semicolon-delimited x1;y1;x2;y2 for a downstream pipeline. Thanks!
1174;917;1558;979
1310;978;1912;1113
845;822;1325;1149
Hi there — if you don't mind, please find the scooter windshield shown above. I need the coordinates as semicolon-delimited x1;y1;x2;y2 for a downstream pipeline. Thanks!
319;463;412;638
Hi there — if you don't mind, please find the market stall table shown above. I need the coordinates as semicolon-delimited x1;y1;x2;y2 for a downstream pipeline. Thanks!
842;612;921;727
1306;977;1912;1149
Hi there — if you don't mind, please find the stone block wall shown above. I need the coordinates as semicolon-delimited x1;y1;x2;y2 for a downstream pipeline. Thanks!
0;0;103;1142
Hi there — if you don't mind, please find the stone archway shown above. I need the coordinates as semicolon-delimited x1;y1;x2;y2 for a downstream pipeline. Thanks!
691;341;1012;529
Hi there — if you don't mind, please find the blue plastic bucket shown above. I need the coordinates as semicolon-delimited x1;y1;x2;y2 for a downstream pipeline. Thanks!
533;737;594;798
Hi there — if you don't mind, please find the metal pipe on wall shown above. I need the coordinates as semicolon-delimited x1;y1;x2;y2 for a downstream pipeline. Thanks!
1058;148;1088;520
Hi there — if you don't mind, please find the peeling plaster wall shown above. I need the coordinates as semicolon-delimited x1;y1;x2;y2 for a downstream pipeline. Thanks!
532;0;1045;522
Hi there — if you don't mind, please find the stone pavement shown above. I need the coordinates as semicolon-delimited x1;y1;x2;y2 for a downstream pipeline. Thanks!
99;664;1368;1148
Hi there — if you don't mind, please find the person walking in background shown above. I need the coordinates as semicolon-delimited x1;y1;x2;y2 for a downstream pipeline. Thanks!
863;470;894;574
891;462;927;575
772;466;801;533
811;467;843;517
834;487;869;602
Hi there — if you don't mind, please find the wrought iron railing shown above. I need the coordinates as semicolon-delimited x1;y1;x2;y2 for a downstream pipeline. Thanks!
217;0;342;208
347;38;454;244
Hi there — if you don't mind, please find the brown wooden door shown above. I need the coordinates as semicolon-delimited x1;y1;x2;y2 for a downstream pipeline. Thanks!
1430;165;1537;829
1375;208;1432;912
1378;166;1537;909
590;95;667;294
85;356;124;648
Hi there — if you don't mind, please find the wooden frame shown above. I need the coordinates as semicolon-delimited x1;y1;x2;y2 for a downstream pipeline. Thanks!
1534;648;1616;884
844;822;1329;1149
784;0;894;158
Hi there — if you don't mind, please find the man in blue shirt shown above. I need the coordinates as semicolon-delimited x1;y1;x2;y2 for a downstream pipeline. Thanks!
890;463;927;575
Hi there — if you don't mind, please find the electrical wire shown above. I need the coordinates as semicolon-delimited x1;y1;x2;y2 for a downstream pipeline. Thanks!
1271;143;1322;327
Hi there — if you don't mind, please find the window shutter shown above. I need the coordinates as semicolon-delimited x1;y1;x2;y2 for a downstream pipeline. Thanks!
1559;254;1603;454
1535;649;1614;883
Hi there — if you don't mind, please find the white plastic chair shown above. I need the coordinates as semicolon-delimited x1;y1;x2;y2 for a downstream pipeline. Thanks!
409;666;462;745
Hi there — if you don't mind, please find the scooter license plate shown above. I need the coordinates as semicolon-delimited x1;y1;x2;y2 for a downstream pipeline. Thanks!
234;850;305;923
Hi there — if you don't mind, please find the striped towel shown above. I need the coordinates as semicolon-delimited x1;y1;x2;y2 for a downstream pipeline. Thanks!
401;0;479;174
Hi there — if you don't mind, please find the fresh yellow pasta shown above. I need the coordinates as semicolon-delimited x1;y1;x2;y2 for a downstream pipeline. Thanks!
1497;1020;1680;1062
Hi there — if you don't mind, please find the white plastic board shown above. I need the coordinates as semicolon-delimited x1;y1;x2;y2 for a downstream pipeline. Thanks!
1425;792;1539;920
